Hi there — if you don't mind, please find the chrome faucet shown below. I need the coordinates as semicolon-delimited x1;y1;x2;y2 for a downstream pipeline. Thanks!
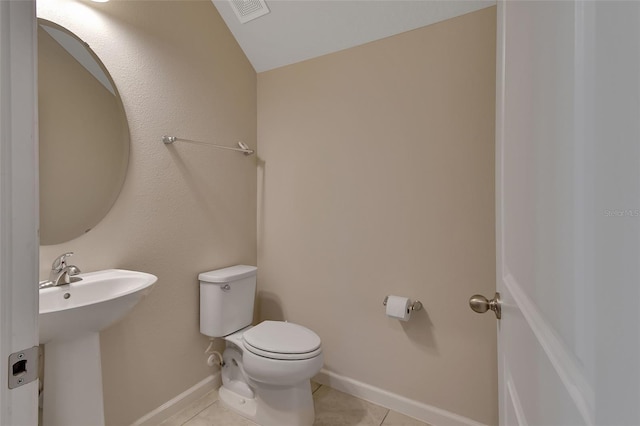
39;252;82;289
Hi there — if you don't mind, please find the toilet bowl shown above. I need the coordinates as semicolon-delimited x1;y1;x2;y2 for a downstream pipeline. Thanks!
221;321;323;425
199;266;323;426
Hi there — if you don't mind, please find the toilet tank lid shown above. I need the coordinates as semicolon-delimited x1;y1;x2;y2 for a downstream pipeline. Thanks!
199;265;257;283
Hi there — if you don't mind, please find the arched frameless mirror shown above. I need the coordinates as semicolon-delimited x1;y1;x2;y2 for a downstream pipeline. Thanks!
38;19;130;245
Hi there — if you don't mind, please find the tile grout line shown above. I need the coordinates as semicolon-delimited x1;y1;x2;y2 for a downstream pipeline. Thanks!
179;398;218;426
176;383;422;426
379;408;390;426
180;384;319;425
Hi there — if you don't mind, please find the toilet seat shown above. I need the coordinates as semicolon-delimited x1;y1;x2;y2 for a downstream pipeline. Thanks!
244;342;322;360
243;321;322;361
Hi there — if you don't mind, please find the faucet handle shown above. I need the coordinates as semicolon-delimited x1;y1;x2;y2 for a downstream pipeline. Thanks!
52;252;74;271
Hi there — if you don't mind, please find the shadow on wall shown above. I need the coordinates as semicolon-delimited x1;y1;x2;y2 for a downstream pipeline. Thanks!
256;291;285;322
256;157;266;256
398;308;439;356
166;145;218;221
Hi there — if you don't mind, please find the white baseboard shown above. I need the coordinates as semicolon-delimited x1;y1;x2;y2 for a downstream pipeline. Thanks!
130;372;221;426
313;369;486;426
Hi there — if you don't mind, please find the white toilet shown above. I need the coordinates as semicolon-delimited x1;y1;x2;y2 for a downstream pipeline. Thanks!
199;265;323;426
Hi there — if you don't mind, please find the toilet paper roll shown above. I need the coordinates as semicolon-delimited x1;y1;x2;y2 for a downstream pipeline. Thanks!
385;295;412;321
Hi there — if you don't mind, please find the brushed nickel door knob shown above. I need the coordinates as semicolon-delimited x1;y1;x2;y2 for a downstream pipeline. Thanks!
469;292;501;319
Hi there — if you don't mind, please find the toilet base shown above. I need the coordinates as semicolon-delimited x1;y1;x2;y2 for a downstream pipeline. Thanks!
219;386;257;419
219;381;315;426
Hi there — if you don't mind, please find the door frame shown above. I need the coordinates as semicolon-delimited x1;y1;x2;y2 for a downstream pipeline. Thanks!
0;0;40;424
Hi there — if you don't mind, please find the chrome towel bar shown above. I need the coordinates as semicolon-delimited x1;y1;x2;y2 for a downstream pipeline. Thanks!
162;135;254;156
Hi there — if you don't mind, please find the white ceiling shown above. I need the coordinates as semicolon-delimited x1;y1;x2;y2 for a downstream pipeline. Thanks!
212;0;496;73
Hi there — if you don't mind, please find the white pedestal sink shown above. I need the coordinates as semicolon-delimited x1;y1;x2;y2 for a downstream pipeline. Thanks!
39;269;157;426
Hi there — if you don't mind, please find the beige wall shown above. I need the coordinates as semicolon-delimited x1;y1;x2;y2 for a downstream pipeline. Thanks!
257;7;497;425
37;1;256;425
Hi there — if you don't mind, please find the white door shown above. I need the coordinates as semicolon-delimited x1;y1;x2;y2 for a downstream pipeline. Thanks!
493;1;640;424
0;0;40;424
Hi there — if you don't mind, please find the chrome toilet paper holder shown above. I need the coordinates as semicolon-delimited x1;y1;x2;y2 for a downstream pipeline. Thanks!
383;296;423;312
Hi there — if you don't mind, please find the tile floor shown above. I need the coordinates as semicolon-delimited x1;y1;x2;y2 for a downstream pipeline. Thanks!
160;382;430;426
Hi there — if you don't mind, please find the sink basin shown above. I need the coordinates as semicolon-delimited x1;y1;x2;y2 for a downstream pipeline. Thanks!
39;269;157;343
40;269;157;426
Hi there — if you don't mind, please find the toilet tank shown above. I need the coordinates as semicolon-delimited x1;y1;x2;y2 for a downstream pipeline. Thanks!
199;265;257;337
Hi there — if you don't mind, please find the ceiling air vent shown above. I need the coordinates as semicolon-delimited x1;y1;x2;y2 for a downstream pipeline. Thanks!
230;0;270;24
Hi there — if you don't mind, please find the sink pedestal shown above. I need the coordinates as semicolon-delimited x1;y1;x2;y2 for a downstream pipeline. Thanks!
42;332;105;426
39;269;158;426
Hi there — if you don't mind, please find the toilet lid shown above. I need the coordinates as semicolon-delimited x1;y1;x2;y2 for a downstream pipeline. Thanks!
243;321;321;358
